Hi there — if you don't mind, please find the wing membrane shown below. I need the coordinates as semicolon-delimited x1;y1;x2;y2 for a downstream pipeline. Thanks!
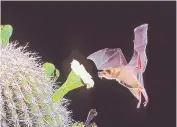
128;24;148;73
87;48;127;70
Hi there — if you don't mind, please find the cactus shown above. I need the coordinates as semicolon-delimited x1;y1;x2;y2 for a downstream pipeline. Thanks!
0;25;75;127
0;25;98;127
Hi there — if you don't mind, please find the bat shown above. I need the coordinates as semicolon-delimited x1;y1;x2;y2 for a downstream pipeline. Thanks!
87;24;149;108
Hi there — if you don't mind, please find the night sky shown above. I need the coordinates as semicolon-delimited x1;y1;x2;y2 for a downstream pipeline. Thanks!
1;1;176;127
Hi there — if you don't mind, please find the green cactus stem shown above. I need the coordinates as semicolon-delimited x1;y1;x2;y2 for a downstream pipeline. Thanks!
43;62;60;82
52;71;83;103
0;25;13;47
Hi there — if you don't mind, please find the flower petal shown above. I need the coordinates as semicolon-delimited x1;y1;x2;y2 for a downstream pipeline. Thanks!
71;59;94;88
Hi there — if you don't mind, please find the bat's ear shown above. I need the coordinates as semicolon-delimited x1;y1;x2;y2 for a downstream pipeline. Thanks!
87;59;100;79
87;59;97;70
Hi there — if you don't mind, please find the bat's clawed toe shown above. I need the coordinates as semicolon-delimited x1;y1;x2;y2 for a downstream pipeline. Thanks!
136;100;148;108
143;101;148;107
136;101;141;108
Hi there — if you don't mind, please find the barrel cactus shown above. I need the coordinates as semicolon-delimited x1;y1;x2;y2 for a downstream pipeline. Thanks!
0;25;74;127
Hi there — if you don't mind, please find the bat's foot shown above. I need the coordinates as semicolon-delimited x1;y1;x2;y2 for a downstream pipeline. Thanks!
143;101;148;107
140;88;149;107
136;102;141;108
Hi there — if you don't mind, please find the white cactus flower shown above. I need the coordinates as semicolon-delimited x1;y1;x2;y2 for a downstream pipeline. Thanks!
71;59;94;89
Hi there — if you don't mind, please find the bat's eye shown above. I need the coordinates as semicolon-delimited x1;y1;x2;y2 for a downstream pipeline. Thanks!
105;70;111;74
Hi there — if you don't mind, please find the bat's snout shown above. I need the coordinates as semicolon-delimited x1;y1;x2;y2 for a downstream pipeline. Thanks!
98;71;105;78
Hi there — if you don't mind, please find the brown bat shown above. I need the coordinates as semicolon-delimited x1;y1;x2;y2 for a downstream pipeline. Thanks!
87;24;149;108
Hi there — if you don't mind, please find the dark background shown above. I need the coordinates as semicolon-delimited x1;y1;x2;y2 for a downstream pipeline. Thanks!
2;1;176;127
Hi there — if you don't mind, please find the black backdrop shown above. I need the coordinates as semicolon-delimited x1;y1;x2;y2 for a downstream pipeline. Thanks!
2;1;176;127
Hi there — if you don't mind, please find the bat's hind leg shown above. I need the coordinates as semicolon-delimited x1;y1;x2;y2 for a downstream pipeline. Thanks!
139;86;148;107
136;89;142;108
141;88;148;107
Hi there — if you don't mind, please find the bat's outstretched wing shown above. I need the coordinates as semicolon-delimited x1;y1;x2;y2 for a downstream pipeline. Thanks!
87;48;127;70
128;24;148;73
128;24;149;86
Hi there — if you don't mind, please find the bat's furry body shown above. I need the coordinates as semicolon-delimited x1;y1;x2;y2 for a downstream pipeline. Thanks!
87;24;149;108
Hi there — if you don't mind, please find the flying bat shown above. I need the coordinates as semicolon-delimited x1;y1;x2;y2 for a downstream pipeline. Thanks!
87;24;149;108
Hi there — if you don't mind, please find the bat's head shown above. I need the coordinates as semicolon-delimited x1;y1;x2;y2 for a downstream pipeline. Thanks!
98;67;121;80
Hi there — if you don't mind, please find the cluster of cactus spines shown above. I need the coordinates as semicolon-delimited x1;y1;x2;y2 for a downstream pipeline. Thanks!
0;40;75;126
